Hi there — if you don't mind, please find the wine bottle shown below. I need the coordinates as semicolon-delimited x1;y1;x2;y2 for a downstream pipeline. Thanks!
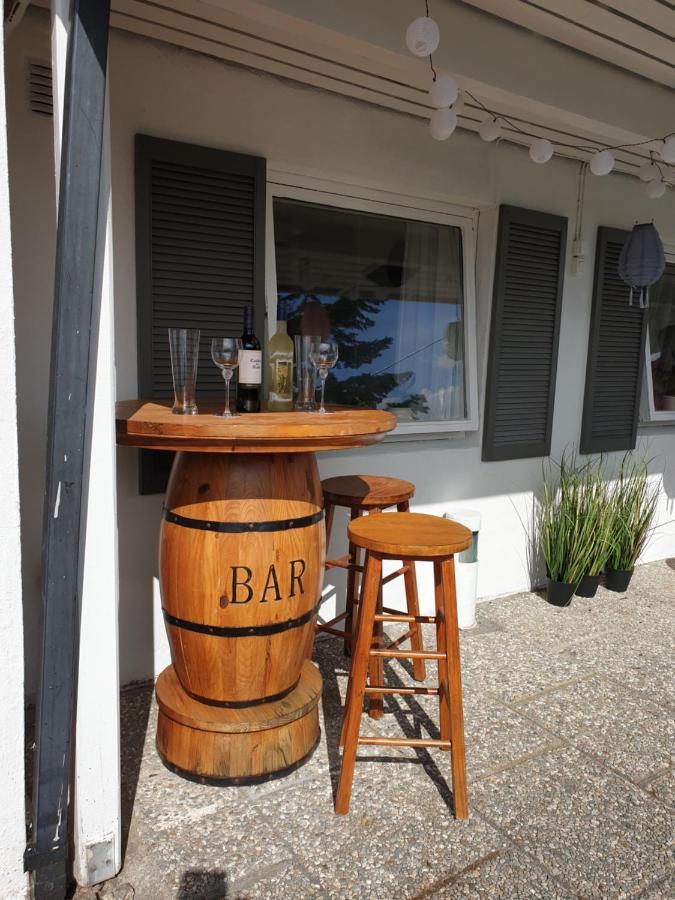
267;299;294;412
236;305;262;413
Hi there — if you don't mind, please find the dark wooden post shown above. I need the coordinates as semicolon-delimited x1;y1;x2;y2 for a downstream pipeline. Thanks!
24;2;110;897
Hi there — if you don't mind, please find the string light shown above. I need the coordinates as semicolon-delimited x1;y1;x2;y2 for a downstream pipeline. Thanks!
529;138;554;164
406;1;674;198
479;119;501;142
589;149;615;176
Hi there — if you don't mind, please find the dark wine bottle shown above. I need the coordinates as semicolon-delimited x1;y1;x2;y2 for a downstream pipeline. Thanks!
236;305;262;413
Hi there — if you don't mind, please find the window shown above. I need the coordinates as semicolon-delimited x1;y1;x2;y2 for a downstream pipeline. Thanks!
270;189;477;432
644;263;675;421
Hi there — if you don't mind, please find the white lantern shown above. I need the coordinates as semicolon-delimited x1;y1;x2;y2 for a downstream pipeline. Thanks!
660;136;675;165
429;108;458;141
429;73;459;109
405;17;440;57
479;119;501;142
646;179;666;199
638;162;660;182
529;138;554;164
589;149;615;176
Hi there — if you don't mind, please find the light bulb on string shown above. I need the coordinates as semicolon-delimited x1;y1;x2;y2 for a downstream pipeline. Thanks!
429;73;459;109
405;16;440;57
589;149;614;176
646;179;666;199
479;118;501;142
529;138;554;164
638;161;660;182
429;108;457;141
660;136;675;165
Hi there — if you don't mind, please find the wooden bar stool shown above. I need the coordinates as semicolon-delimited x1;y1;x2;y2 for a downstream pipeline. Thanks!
317;475;425;718
335;512;472;819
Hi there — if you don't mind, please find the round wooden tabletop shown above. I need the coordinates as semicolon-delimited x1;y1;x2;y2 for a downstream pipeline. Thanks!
116;400;397;453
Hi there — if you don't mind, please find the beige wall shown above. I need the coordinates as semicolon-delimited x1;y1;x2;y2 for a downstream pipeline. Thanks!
8;9;675;690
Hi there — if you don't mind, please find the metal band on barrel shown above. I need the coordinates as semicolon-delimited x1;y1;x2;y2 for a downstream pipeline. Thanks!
162;506;324;533
162;601;321;638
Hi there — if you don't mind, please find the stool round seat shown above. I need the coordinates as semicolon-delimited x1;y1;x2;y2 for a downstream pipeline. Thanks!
348;512;471;558
321;474;415;510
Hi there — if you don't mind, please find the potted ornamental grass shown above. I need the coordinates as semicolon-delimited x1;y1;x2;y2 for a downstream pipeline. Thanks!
574;459;614;598
605;455;659;592
540;454;612;605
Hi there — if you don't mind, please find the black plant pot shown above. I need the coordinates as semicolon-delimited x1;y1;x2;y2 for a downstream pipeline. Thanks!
605;568;634;593
546;579;575;607
575;574;601;598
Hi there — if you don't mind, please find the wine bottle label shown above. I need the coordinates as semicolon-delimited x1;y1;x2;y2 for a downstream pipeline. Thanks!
269;359;292;401
239;349;262;385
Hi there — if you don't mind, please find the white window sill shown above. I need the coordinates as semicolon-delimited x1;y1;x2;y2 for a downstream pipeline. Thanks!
383;418;478;442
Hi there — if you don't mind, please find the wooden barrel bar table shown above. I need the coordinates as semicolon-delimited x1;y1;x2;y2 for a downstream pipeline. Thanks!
116;401;396;784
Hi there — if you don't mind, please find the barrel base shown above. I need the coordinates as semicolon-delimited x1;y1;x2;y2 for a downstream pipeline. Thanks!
155;661;322;784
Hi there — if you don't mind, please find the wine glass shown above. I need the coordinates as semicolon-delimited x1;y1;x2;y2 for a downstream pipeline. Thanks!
211;338;242;417
309;338;339;414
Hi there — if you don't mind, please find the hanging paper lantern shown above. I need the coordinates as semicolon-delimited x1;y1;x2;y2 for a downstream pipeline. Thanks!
405;17;440;57
589;150;614;176
529;138;554;164
429;108;457;140
479;119;501;142
618;222;666;308
646;179;666;200
429;73;459;108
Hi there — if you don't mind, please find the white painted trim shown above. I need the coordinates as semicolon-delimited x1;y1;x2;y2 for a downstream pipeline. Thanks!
266;168;480;436
0;14;28;896
641;243;675;425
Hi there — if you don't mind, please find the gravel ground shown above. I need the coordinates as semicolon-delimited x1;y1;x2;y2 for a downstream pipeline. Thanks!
79;560;674;899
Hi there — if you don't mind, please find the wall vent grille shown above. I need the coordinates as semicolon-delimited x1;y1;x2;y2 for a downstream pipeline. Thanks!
28;62;53;117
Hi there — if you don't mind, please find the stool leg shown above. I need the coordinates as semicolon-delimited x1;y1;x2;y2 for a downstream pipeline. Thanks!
398;500;426;682
439;557;468;820
344;507;361;657
367;507;384;720
336;552;382;815
305;500;335;661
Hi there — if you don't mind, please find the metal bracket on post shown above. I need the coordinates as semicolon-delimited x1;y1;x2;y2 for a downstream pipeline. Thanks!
25;1;111;897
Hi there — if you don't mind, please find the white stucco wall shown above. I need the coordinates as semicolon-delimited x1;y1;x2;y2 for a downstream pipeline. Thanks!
8;10;675;690
0;19;29;900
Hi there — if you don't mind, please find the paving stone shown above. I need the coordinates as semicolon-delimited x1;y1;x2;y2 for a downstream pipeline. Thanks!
471;746;675;897
428;848;575;898
515;676;674;782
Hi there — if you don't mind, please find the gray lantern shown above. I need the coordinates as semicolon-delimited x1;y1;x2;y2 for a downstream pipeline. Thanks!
618;222;665;308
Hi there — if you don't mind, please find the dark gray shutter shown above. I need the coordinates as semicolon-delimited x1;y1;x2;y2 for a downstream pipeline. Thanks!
135;135;266;493
482;205;567;461
580;227;646;454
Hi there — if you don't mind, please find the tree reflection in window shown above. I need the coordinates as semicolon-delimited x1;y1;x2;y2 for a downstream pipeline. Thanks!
273;198;466;421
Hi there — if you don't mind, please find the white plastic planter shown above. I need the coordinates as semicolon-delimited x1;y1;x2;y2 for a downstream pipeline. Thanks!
443;509;481;630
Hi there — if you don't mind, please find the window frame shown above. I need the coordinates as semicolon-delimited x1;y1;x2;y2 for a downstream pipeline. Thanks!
641;242;675;426
265;168;479;436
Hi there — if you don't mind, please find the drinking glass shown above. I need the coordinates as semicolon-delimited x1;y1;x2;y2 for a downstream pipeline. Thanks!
211;338;242;418
309;338;339;414
168;328;200;415
294;335;320;411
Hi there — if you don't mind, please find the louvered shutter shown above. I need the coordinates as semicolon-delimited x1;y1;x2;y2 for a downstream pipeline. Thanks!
580;227;646;454
482;205;567;461
135;135;265;493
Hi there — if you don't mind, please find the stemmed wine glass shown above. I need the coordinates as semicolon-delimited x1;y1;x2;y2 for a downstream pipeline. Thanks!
211;337;242;417
309;338;339;414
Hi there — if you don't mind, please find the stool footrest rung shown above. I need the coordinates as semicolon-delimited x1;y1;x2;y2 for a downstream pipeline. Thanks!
380;566;408;586
357;736;451;749
318;610;349;628
317;624;350;639
369;649;445;660
364;685;439;696
325;555;364;574
374;613;436;624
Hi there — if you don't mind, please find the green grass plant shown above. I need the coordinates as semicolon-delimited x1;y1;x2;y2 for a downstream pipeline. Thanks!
606;454;659;571
540;452;613;584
